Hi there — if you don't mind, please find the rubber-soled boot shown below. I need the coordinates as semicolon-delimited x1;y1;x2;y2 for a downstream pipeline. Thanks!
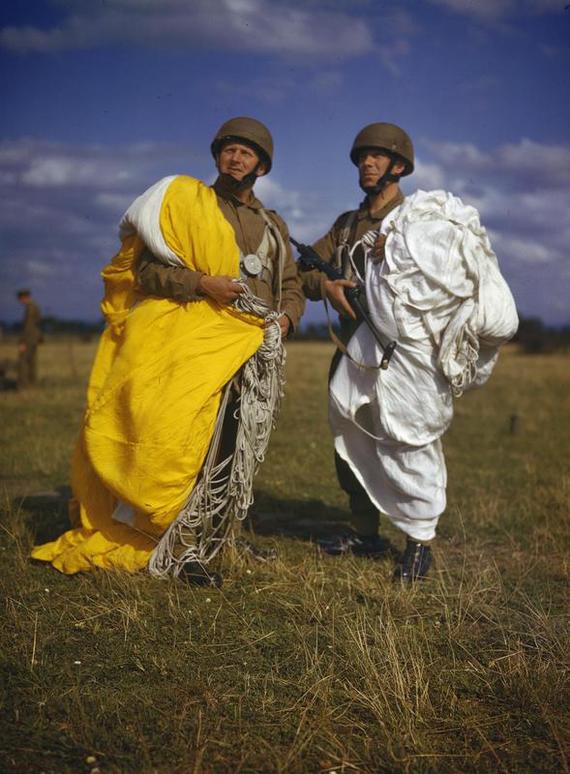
393;539;432;583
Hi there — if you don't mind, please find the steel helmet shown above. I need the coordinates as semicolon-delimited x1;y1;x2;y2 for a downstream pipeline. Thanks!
211;116;273;173
350;122;414;176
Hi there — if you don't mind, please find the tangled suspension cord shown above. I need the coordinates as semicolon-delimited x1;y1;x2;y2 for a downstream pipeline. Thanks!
147;284;285;578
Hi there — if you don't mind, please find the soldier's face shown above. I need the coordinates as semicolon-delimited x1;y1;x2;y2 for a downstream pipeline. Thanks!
358;149;403;188
217;142;265;181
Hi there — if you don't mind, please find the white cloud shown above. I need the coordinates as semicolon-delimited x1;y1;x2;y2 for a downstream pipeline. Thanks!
0;138;196;320
405;137;570;324
1;135;569;326
26;259;57;278
409;158;447;190
428;0;563;21
0;138;197;192
309;70;345;96
0;0;374;58
378;37;412;77
256;177;303;219
489;233;552;264
425;138;570;189
0;136;333;320
215;69;344;105
255;176;330;242
94;192;135;212
21;157;133;188
215;75;296;106
497;139;570;186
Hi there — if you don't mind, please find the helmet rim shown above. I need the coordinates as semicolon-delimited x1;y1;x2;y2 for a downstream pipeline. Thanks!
211;117;273;173
350;122;414;176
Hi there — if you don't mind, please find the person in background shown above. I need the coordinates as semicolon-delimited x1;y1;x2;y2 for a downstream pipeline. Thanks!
16;289;42;388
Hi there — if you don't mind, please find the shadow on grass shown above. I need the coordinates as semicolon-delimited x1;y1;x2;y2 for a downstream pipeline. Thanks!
248;489;397;557
247;490;348;540
14;485;72;544
16;485;399;557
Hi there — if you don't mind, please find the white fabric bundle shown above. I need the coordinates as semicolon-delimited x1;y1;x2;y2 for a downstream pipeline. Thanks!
119;175;183;266
329;189;518;540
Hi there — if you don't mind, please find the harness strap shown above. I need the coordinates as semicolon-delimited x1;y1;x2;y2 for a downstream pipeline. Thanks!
324;298;386;372
326;210;387;370
336;211;358;278
258;208;285;313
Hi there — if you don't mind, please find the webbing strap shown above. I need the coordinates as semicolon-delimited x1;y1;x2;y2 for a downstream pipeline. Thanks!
325;210;385;370
336;210;358;277
323;298;385;372
259;208;285;313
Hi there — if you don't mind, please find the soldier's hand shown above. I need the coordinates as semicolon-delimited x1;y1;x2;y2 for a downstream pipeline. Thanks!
278;315;291;339
275;314;290;339
370;233;387;261
264;315;290;339
324;279;357;320
198;275;244;305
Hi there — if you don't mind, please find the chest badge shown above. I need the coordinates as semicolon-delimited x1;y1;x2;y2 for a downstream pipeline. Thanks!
242;253;263;276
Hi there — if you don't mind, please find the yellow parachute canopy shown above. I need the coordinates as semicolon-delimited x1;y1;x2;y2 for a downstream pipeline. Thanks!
32;176;264;574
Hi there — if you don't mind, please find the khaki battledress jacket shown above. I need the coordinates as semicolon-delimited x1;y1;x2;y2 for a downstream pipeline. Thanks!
18;300;42;387
137;176;305;329
300;189;404;346
19;301;42;347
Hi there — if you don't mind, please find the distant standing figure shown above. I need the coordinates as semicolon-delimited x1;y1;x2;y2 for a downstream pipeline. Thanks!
16;289;42;388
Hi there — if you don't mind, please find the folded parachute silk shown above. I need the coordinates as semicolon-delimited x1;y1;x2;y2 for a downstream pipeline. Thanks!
32;176;264;574
331;189;519;448
328;190;518;539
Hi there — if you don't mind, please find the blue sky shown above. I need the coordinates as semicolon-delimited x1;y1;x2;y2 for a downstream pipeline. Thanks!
1;0;569;326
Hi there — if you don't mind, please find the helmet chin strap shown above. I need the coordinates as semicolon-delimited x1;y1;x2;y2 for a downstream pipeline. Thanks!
361;159;401;196
219;163;261;192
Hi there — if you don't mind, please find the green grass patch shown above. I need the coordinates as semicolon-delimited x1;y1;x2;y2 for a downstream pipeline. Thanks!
1;340;569;771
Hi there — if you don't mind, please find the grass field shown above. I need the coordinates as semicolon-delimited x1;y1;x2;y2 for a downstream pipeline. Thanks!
1;339;569;772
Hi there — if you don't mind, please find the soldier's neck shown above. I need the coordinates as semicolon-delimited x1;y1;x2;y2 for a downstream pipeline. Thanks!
367;183;401;216
234;186;255;204
215;174;256;205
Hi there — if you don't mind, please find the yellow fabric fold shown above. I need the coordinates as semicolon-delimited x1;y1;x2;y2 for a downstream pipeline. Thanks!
32;176;264;574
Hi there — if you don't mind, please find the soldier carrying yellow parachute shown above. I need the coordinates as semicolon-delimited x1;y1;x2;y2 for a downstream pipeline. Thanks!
31;117;305;586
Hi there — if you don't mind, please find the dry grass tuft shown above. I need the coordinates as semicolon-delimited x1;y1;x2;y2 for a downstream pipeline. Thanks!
1;339;569;771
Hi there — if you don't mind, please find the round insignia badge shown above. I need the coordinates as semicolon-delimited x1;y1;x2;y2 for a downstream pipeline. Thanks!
242;253;263;276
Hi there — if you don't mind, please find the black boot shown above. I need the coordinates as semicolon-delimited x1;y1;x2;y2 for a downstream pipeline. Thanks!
318;533;390;558
179;560;223;588
393;539;432;583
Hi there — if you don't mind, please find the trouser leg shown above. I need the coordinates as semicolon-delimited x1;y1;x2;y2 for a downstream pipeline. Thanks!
18;346;37;388
29;346;38;384
334;451;379;537
214;384;276;559
330;348;379;537
172;383;239;567
217;390;240;465
17;349;30;388
200;384;240;542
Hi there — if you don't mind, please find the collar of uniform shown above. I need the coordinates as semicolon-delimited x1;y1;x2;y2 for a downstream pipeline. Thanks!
357;187;404;222
213;176;262;210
